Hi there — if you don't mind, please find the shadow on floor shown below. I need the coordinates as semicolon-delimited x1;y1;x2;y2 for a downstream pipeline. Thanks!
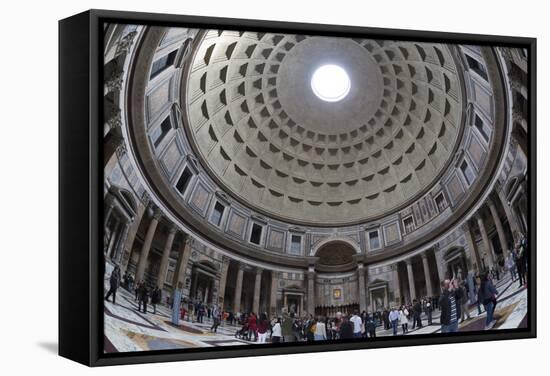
37;341;58;355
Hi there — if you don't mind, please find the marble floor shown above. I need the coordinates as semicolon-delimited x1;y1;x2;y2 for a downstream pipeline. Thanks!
103;273;528;353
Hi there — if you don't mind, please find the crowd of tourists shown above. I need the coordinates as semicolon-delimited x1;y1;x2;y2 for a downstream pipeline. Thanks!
104;233;529;341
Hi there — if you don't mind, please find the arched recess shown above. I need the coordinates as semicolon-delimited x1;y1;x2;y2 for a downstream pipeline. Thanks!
310;236;361;257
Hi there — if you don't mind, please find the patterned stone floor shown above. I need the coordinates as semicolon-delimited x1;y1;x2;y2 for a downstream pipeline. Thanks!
103;273;528;353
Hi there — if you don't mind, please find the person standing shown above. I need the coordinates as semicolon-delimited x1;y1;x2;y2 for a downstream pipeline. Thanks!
257;313;269;343
313;316;327;341
350;311;363;338
339;315;354;339
425;299;433;325
151;286;161;314
389;307;400;336
382;308;390;330
210;305;221;333
412;299;422;329
138;283;150;314
399;306;409;334
478;272;498;330
247;312;258;341
282;312;295;343
271;318;282;343
457;280;470;323
305;314;315;342
439;280;459;333
104;265;121;304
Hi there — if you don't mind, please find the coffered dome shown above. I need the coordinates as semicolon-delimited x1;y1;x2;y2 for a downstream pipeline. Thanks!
183;30;464;225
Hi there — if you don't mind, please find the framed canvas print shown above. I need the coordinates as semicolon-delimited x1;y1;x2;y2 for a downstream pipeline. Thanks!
59;9;536;366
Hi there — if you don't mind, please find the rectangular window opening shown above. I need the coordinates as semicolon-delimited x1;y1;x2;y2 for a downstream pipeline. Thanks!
150;50;178;79
210;202;225;227
250;223;263;245
175;167;193;195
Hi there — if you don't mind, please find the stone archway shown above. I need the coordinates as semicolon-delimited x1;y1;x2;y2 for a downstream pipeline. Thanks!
310;239;364;315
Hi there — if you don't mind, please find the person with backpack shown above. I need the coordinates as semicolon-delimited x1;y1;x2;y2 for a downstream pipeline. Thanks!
477;272;498;330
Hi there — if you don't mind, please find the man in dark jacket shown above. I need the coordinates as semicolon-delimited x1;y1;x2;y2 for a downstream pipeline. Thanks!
151;286;162;314
412;299;423;329
138;283;150;314
439;280;459;333
339;315;354;339
105;265;121;304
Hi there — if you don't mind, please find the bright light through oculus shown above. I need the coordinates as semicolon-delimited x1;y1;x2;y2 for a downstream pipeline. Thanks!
311;64;351;102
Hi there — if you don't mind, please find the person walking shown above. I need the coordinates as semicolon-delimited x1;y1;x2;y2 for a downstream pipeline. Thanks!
506;251;517;281
104;265;121;304
210;305;221;333
151;286;161;314
399;306;409;334
138;283;149;314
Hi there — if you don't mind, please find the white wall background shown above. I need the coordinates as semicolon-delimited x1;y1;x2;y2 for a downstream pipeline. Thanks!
0;0;546;373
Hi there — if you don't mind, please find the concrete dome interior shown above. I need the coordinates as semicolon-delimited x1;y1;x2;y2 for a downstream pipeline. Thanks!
185;32;464;224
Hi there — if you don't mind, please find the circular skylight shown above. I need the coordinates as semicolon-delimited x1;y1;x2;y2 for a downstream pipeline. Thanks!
311;64;351;102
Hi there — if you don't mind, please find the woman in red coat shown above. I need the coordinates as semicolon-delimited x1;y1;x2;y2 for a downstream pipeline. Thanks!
247;312;258;341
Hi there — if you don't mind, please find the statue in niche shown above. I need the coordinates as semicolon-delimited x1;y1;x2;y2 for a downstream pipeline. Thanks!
375;297;384;311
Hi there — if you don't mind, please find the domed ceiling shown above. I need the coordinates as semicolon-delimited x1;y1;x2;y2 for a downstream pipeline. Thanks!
183;30;465;225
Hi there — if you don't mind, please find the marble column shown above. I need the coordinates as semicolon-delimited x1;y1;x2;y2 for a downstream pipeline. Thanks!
421;253;434;297
463;221;482;273
392;264;400;305
121;202;146;274
135;208;161;282
113;221;131;263
172;236;192;291
233;264;245;313
406;259;416;302
307;268;315;315
156;225;177;289
497;189;521;243
434;246;446;283
476;213;495;269
217;257;230;309
357;263;367;312
252;268;263;314
270;271;278;316
488;198;510;259
106;216;121;257
104;200;115;229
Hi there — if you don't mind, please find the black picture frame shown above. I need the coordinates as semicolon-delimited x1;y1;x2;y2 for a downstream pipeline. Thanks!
59;9;537;367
